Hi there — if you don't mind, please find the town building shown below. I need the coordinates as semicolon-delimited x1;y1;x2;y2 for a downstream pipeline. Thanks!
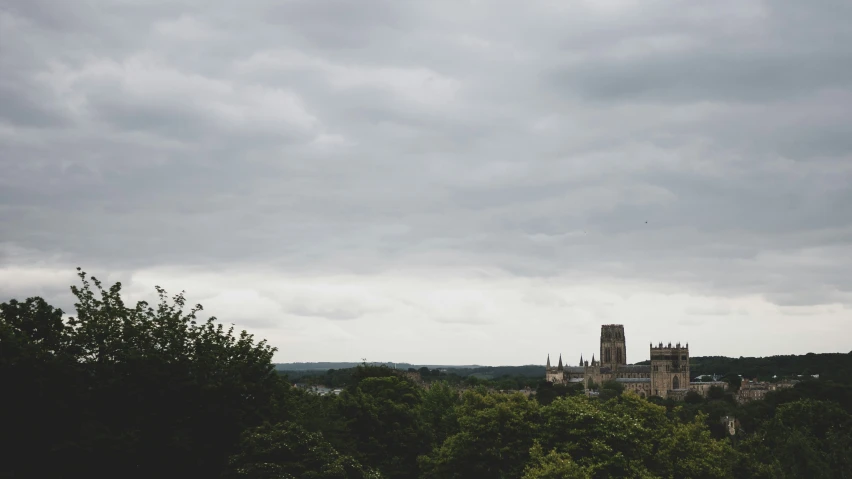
545;324;727;399
720;415;739;436
736;378;798;404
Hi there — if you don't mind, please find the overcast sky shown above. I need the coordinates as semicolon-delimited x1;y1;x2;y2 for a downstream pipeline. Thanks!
2;0;851;365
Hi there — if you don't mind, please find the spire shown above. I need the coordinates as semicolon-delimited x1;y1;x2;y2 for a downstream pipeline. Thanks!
558;354;563;371
579;354;584;366
591;354;596;366
546;354;551;369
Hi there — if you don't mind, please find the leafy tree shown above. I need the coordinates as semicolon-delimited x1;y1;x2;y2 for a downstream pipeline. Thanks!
598;380;624;401
522;442;591;479
535;380;581;405
707;385;726;400
721;374;742;391
685;390;704;404
655;412;735;478
420;390;540;479
224;421;382;479
1;269;282;478
421;381;460;446
538;393;735;478
335;366;427;478
539;394;656;477
756;399;852;478
1;297;80;478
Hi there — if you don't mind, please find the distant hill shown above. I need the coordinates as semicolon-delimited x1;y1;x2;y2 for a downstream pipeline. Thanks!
275;362;544;378
277;352;852;382
274;362;484;371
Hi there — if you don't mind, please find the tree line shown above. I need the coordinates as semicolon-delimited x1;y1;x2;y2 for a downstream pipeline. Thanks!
286;366;542;391
286;351;852;386
2;269;850;478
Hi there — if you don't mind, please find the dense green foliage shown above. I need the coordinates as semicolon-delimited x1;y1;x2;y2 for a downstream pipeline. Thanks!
1;270;282;478
285;365;541;391
3;270;851;478
225;422;382;479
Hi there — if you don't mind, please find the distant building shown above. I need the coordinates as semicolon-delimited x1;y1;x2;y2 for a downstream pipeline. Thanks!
293;384;343;396
720;415;739;436
736;378;798;404
545;324;726;400
690;381;729;397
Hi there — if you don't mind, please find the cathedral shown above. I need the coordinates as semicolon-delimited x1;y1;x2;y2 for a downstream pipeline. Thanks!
545;324;714;399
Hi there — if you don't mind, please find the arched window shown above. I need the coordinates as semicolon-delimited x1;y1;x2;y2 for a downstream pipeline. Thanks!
672;376;680;389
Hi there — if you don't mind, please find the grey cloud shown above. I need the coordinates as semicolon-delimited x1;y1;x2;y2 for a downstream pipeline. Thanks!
1;0;852;316
555;51;852;104
0;80;69;127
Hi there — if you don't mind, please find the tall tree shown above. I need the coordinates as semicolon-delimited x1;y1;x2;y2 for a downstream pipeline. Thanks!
335;366;428;479
1;269;283;478
420;389;541;479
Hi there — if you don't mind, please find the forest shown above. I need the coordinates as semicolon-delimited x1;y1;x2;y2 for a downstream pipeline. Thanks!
2;269;851;479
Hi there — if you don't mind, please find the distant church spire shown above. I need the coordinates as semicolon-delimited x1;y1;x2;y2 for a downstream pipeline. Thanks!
580;354;584;366
546;354;551;369
591;354;596;366
557;354;563;371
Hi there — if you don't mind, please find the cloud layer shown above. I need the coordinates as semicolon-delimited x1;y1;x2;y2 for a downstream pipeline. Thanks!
2;0;851;364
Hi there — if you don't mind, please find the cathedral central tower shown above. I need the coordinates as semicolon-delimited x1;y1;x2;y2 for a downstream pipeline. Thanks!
600;324;627;368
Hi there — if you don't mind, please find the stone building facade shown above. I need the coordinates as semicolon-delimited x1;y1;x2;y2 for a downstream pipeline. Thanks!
736;378;797;404
545;324;725;399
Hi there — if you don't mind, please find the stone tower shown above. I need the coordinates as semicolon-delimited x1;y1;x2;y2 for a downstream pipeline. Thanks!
599;324;627;369
649;342;690;399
